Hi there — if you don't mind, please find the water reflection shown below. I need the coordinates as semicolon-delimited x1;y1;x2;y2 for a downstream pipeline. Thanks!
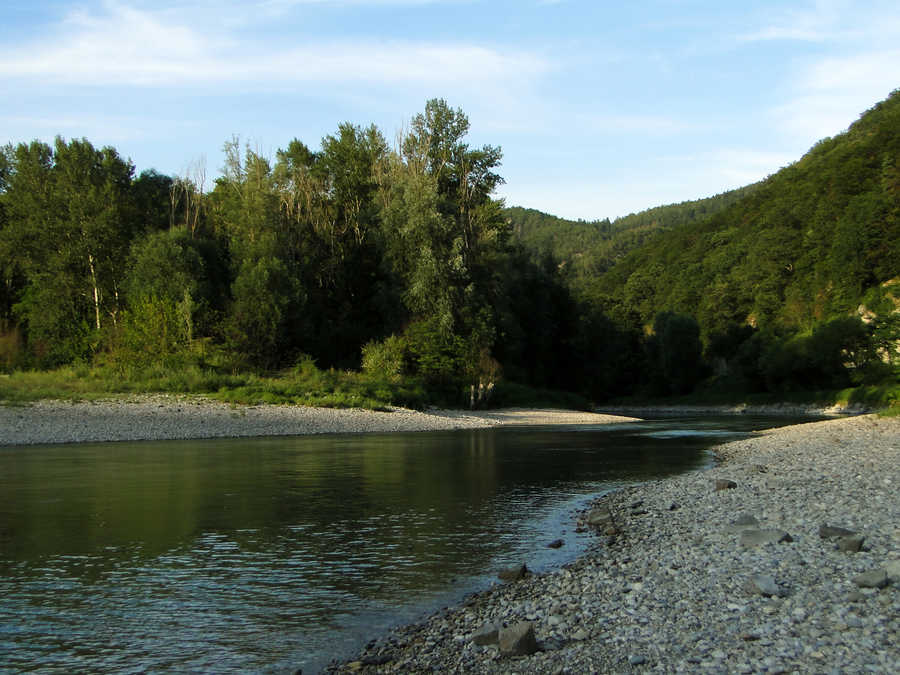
0;416;811;673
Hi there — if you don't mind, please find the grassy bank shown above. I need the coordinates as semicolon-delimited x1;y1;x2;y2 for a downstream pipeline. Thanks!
0;362;591;412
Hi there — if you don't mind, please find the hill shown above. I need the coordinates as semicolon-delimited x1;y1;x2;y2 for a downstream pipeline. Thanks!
505;183;759;288
587;89;900;336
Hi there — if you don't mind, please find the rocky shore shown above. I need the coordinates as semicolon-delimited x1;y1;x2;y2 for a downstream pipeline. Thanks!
327;414;899;673
0;396;639;446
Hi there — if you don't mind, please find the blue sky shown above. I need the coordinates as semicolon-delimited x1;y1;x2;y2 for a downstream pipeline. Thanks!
2;0;898;220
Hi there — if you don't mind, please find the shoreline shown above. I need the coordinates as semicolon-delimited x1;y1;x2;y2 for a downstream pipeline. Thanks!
597;402;873;416
329;414;899;673
0;395;641;446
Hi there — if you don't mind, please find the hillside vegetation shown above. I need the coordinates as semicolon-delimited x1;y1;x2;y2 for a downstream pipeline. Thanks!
505;183;759;288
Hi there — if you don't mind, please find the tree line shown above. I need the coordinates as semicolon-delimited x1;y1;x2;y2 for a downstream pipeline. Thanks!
2;95;898;405
0;100;613;404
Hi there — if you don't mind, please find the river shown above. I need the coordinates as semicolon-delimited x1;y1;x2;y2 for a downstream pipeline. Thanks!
0;415;815;673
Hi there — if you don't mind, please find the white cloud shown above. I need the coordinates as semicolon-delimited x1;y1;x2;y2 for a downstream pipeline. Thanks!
736;0;900;149
774;49;900;146
739;0;847;43
0;1;547;93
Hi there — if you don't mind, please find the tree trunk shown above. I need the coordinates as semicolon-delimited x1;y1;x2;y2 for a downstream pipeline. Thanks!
88;253;101;331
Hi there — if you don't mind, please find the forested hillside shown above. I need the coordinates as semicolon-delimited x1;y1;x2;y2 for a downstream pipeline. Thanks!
583;90;900;395
505;184;759;287
1;93;898;407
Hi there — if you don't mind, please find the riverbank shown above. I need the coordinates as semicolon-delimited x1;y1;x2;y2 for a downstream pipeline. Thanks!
0;395;640;446
598;402;873;416
329;414;900;673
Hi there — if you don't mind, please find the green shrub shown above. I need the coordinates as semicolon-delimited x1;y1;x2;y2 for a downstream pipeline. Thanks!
361;334;409;379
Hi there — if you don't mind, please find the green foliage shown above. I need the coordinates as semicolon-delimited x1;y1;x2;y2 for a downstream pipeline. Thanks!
102;296;191;375
1;137;139;363
506;184;759;291
403;317;468;385
361;334;409;380
587;90;900;336
225;255;304;369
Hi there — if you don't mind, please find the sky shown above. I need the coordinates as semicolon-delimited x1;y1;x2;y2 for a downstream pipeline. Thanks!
2;0;899;221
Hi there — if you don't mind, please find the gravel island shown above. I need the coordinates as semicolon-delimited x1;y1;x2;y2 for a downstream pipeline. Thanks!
0;396;639;446
329;414;900;674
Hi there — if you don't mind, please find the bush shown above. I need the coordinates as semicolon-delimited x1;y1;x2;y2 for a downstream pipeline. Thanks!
403;318;468;385
361;334;409;380
102;296;191;375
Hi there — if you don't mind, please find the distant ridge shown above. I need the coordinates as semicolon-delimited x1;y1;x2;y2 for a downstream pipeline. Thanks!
505;184;759;284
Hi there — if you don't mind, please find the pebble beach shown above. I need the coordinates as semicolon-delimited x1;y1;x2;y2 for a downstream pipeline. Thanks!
328;414;900;674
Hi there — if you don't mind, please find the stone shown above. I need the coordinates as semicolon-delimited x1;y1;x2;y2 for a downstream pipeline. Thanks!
883;559;900;582
836;535;865;552
472;622;501;646
819;524;856;539
739;529;794;547
733;514;760;527
852;569;889;589
630;500;644;509
715;479;738;491
498;621;539;656
572;628;589;641
629;654;647;665
498;563;529;582
362;655;392;666
547;539;564;549
744;574;785;597
586;505;616;529
668;502;680;511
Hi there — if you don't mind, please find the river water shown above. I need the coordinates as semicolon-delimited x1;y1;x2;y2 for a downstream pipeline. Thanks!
0;415;813;673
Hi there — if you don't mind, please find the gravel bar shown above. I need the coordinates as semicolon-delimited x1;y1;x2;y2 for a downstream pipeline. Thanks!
328;414;900;674
0;396;639;446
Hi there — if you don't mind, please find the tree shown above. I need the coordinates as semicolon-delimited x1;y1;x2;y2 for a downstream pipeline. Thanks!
384;99;509;340
1;138;139;363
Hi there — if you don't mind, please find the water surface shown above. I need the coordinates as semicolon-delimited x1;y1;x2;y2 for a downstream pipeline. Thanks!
0;415;813;673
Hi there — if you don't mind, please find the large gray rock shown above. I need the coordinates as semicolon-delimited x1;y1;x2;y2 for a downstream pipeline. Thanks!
852;569;889;589
725;514;761;533
498;563;529;582
744;574;785;597
471;622;501;646
585;505;615;527
499;621;539;656
836;535;865;552
819;524;856;539
585;505;618;535
733;513;760;527
884;559;900;582
739;529;794;547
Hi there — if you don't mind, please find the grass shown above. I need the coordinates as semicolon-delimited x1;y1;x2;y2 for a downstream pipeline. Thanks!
0;360;589;412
